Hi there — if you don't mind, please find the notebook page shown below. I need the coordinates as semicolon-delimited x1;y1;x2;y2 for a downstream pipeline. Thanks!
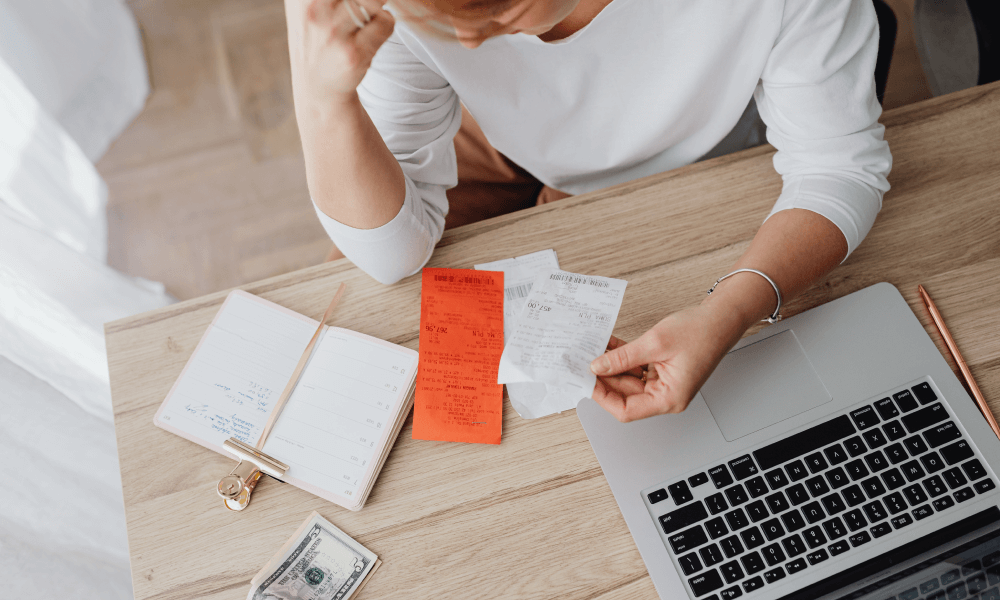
154;291;317;450
261;328;418;505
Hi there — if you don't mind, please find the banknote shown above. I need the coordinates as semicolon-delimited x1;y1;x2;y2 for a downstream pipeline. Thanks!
248;511;380;600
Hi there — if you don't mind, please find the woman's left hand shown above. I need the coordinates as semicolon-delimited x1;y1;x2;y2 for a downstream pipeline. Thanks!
589;301;749;422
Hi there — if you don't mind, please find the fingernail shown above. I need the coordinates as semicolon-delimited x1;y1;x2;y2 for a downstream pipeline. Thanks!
591;356;610;375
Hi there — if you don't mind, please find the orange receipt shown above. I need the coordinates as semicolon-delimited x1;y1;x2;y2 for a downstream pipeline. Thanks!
413;268;505;444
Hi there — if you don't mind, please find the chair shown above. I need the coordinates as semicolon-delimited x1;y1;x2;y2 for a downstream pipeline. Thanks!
914;0;1000;95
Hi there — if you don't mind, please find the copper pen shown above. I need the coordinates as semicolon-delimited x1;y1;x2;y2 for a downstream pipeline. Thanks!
917;284;1000;440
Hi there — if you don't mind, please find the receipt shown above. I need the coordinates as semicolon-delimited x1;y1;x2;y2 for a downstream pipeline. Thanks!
497;269;627;410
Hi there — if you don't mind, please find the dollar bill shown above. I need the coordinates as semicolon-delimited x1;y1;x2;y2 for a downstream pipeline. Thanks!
248;511;380;600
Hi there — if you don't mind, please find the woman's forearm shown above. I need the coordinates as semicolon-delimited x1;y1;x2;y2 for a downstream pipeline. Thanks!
296;93;406;229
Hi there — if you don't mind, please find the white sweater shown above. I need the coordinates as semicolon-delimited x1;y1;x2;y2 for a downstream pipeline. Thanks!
314;0;892;284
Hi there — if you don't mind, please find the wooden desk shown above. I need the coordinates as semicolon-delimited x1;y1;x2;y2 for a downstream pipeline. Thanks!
106;82;1000;600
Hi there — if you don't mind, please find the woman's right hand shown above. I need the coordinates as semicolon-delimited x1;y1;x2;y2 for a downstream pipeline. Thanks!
286;0;396;107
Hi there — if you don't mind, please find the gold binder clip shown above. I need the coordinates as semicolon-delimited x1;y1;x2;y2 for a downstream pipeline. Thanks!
215;283;346;511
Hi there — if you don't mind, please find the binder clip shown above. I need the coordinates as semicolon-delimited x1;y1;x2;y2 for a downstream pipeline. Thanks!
217;438;289;511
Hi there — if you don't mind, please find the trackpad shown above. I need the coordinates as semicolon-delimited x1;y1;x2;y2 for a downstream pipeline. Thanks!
701;329;831;442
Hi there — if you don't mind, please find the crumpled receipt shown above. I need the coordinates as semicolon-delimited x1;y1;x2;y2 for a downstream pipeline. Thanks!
496;268;627;417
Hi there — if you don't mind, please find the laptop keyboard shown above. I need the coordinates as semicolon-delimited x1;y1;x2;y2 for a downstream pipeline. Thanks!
642;380;998;600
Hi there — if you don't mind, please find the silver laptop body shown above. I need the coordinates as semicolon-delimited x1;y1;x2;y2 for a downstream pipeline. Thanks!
578;282;1000;600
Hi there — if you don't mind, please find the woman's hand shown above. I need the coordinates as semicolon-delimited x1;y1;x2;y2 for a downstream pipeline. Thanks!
286;0;396;106
589;301;750;422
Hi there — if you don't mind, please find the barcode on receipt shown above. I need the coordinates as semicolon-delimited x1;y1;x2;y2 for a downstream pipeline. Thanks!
548;273;610;288
505;284;533;300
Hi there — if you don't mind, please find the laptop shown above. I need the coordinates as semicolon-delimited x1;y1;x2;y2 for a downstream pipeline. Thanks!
578;282;1000;600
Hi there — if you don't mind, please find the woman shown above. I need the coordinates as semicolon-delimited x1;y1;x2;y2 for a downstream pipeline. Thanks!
285;0;891;422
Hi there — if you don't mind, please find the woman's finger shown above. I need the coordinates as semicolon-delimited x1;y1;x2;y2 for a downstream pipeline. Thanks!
353;7;395;53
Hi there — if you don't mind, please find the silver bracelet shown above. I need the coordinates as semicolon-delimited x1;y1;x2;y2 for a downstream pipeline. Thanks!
707;268;783;324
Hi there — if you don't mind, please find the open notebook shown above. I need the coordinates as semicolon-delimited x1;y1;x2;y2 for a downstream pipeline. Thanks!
153;290;418;511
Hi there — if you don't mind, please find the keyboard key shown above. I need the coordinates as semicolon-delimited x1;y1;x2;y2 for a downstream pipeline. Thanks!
786;484;809;505
933;496;955;511
761;543;786;566
740;551;766;574
922;451;947;473
961;559;981;575
874;397;900;420
690;569;725;597
883;420;907;441
806;476;830;497
826;467;849;489
901;588;919;600
849;531;872;547
746;501;769;523
690;472;710;487
892;513;914;529
753;415;856;471
765;492;790;514
941;440;975;466
765;468;789;489
863;500;888;522
882;468;907;490
805;453;829;474
901;460;927;482
781;509;806;532
726;485;750;506
963;459;988;481
921;579;941;594
670;481;694;505
745;477;769;499
843;509;868;531
969;573;989;595
719;585;742;600
823;517;847;539
885;443;909;464
871;521;892;538
782;534;807;557
924;475;948;497
721;535;745;558
706;517;729;539
925;422;962;448
904;435;929;456
829;540;850;556
865;451;889;472
912;504;934;520
707;493;729;515
742;576;764;593
763;567;785;584
785;460;809;482
861;476;887;499
802;526;827;548
729;456;759;481
904;484;929;505
863;428;888;449
661;502;710;534
942;570;961;585
726;509;750;531
845;459;870;481
844;436;868;457
821;493;846;515
884;492;908;514
946;582;968;600
786;558;807;574
954;487;975;503
850;406;881;430
842;484;867;506
825;444;849;465
702;543;725;567
807;549;829;565
802;502;825;524
902;403;949;434
985;551;1000;568
740;527;765;549
720;560;745;584
680;552;704;575
976;479;996;494
711;465;735;489
670;525;709;553
893;389;919;412
913;382;938;405
648;488;669;504
944;467;969;489
760;518;785;541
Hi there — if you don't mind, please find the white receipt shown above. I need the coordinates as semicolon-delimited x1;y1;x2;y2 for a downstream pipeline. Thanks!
497;269;627;415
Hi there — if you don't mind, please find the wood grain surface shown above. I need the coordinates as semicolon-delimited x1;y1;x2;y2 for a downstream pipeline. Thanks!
105;81;1000;600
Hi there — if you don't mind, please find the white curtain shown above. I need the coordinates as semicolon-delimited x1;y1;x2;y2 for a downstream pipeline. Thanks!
0;2;173;597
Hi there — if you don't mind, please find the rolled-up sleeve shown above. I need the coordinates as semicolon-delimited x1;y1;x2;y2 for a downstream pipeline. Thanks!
755;0;892;259
313;33;461;284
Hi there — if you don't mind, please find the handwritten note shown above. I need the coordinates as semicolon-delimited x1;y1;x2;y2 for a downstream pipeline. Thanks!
412;268;505;445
